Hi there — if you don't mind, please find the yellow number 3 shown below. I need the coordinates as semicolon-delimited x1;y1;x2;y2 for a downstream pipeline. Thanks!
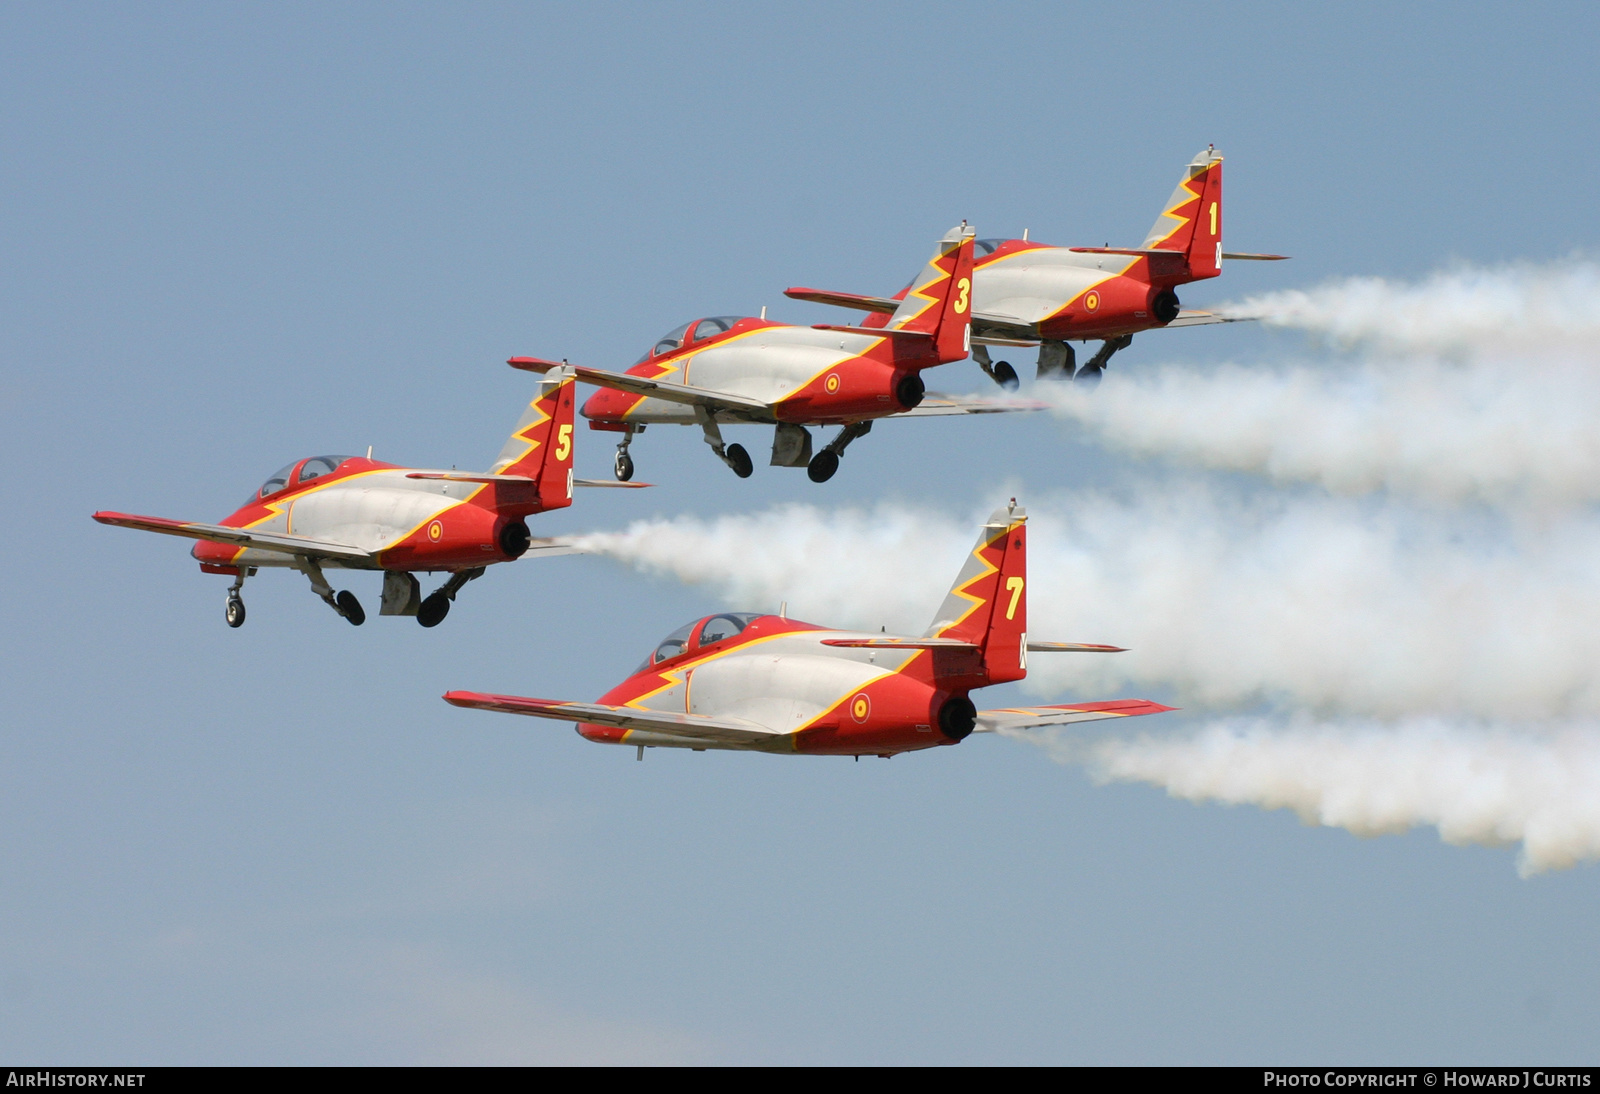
1004;575;1024;620
953;277;970;314
555;423;572;461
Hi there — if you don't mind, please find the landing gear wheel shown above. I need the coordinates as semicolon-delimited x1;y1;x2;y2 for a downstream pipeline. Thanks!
725;443;753;479
614;450;634;482
992;361;1019;391
225;596;246;628
807;450;840;483
1073;365;1104;388
417;593;450;628
335;590;365;626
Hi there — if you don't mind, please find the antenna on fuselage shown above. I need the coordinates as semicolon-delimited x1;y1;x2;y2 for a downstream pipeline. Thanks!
1023;228;1028;241
366;446;373;459
760;306;767;320
779;601;787;619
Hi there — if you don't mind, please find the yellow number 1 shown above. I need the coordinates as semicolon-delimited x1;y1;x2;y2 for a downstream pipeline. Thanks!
1004;575;1024;620
1209;201;1218;236
555;423;572;461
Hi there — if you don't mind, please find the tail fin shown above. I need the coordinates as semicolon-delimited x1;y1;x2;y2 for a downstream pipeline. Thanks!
1141;147;1224;280
886;222;976;363
491;366;576;511
924;501;1028;685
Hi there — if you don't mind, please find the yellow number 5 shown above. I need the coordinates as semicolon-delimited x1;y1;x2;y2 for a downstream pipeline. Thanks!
555;423;572;461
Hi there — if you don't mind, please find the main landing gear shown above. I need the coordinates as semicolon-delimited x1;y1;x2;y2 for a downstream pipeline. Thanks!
294;556;366;625
694;408;753;479
417;566;486;628
972;345;1020;391
807;421;872;483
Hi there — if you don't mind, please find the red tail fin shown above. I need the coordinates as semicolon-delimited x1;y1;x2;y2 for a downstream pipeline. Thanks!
491;367;576;511
1142;147;1224;281
924;502;1028;685
886;223;976;363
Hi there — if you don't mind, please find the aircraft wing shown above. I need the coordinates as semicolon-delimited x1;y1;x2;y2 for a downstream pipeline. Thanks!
443;691;780;745
975;699;1176;733
92;511;374;563
508;357;771;416
890;393;1047;417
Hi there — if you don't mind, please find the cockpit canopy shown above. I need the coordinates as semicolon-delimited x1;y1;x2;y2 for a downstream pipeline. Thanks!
257;455;357;500
974;238;1006;256
633;316;749;364
638;611;764;671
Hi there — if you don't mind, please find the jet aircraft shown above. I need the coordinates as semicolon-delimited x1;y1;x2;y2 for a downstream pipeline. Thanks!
510;224;1039;484
786;147;1286;388
94;367;641;628
446;501;1173;758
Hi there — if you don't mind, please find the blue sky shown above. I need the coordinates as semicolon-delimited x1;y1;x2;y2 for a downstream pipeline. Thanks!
3;1;1599;1063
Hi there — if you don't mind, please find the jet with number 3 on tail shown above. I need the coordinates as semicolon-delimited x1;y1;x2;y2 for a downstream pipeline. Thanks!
511;224;1041;485
786;148;1286;389
446;501;1172;758
93;366;646;629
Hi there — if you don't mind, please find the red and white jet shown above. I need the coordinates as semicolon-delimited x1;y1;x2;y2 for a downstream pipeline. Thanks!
512;224;1039;484
787;147;1286;388
446;501;1172;758
94;367;643;628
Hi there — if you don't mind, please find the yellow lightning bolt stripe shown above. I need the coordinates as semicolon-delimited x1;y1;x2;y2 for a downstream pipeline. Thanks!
1147;165;1211;249
932;521;1019;637
890;244;958;330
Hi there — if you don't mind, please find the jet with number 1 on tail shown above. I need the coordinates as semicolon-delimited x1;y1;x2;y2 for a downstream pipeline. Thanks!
787;147;1287;389
93;366;647;629
511;223;1042;485
446;500;1173;758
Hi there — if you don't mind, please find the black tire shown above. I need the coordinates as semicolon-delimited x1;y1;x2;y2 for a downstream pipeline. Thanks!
417;592;450;628
225;597;246;628
335;590;365;626
1073;365;1104;389
807;450;839;483
992;361;1019;391
725;443;753;478
614;451;634;482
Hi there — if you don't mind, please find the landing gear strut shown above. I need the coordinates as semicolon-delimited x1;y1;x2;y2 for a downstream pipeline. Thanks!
972;345;1020;391
613;426;638;482
224;569;247;628
694;408;752;478
807;421;872;483
418;566;486;628
1073;334;1133;387
294;556;365;626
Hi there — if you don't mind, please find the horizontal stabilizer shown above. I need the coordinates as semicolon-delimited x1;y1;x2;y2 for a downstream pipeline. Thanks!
574;478;652;489
890;393;1046;417
822;636;978;650
443;691;779;744
407;471;533;484
1026;642;1126;653
1068;247;1186;258
975;699;1176;733
1221;252;1290;260
810;324;934;341
92;511;373;563
785;287;901;314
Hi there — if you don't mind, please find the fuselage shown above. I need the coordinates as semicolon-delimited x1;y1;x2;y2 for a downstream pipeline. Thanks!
579;612;977;756
193;455;537;574
582;316;935;428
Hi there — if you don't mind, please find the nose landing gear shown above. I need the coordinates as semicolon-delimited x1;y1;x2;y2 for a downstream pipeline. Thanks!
224;570;247;628
613;426;639;482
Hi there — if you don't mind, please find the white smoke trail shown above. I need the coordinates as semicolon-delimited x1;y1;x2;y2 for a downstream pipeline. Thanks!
1023;718;1600;877
573;494;1600;721
1230;259;1600;356
1042;260;1600;506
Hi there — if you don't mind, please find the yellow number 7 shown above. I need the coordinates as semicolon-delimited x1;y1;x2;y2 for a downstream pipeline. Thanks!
1004;575;1024;620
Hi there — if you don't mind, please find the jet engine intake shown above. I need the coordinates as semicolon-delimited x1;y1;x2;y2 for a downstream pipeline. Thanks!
498;519;532;559
895;372;926;410
1150;289;1181;325
937;694;977;742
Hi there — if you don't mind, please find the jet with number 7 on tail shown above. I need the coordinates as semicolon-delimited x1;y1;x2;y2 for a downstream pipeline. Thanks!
93;367;646;629
445;501;1173;758
787;147;1286;389
511;223;1041;485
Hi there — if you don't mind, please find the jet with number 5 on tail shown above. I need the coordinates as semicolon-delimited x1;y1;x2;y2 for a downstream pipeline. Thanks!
787;147;1286;389
446;500;1172;758
93;366;646;629
511;224;1041;484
